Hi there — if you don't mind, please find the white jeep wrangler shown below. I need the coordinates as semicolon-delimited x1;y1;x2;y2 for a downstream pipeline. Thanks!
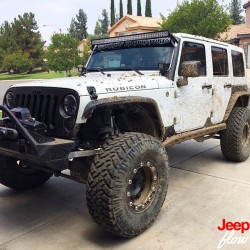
0;31;249;237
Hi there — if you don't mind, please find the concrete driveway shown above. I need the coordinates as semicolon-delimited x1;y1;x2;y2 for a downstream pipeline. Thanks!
0;140;249;250
0;80;249;250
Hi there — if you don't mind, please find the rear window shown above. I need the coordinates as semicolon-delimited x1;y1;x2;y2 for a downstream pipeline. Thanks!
232;50;245;77
211;47;228;76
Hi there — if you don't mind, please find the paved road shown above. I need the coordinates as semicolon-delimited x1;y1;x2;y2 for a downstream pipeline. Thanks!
0;80;249;250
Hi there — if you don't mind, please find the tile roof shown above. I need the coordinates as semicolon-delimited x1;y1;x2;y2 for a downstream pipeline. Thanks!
220;24;250;41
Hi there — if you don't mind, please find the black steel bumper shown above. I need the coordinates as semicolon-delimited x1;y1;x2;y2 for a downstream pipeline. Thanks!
0;105;74;171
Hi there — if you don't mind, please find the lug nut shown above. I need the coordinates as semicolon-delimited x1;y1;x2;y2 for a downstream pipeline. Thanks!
140;162;144;167
129;202;133;206
133;169;137;173
154;176;157;180
128;180;132;184
127;192;131;197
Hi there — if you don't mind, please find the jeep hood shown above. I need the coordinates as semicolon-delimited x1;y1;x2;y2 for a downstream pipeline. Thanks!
10;72;172;96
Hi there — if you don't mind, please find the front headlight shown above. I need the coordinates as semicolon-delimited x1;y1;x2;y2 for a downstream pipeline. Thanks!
5;91;15;109
64;94;77;115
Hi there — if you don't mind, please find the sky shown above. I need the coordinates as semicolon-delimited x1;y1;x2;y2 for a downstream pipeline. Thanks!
0;0;232;45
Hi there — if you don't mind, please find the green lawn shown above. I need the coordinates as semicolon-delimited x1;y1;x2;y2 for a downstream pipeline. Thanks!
0;71;78;81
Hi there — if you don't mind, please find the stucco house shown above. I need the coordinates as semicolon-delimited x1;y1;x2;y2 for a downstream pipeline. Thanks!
77;39;87;57
220;1;250;67
108;15;162;37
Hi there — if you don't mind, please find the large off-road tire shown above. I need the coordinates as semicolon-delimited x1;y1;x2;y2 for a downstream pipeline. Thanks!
0;155;52;190
221;107;250;162
87;132;169;238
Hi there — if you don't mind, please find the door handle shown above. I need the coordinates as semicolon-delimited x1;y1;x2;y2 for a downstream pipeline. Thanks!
202;84;212;89
224;84;232;88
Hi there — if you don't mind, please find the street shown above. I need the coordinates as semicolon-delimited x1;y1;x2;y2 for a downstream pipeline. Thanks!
0;80;249;250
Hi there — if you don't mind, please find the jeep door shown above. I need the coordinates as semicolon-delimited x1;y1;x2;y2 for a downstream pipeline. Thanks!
174;40;212;132
209;46;231;124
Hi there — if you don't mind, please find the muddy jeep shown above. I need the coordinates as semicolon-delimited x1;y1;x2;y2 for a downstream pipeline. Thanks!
0;31;249;237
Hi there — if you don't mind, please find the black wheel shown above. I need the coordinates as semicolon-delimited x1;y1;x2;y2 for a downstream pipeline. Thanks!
87;133;169;238
0;155;52;190
221;107;250;162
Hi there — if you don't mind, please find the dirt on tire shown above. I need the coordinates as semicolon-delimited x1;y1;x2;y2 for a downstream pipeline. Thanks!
86;132;169;238
221;107;250;162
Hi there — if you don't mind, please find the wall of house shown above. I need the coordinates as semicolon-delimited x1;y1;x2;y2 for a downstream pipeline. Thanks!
77;40;86;57
246;6;250;25
239;37;250;67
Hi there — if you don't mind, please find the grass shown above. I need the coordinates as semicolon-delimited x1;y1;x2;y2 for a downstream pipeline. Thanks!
0;71;78;81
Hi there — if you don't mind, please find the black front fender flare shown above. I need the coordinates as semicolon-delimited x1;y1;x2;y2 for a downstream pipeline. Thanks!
82;96;165;140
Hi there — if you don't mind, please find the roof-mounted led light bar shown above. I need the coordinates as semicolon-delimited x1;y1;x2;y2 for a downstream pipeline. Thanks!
91;30;176;47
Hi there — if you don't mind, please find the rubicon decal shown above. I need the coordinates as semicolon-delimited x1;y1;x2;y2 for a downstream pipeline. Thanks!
106;85;147;92
217;219;249;249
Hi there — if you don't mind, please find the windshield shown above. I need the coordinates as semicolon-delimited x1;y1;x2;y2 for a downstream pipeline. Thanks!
87;45;174;72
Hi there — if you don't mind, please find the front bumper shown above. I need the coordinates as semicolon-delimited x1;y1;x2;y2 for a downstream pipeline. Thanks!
0;105;74;171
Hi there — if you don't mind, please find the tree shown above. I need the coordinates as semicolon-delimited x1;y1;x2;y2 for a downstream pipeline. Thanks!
88;34;109;40
46;33;79;75
11;13;44;70
145;0;152;17
2;52;32;73
229;0;243;24
94;21;102;35
120;0;124;19
161;0;231;39
68;18;77;38
0;21;18;56
111;0;115;26
115;12;120;22
0;13;44;73
137;0;142;16
127;0;132;15
74;9;88;40
99;9;109;35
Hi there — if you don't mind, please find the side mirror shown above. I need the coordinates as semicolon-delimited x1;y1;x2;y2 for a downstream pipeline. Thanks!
158;63;170;76
78;65;87;76
181;61;201;78
177;61;201;88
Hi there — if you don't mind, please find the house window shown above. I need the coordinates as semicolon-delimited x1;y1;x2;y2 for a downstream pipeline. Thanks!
119;32;126;36
231;50;245;77
211;47;228;76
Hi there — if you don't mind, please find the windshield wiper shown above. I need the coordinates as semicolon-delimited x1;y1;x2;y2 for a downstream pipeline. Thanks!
90;67;106;75
119;66;144;75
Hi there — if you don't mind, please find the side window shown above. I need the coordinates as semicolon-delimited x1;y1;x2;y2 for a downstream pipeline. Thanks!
232;50;245;77
211;47;228;76
178;42;206;76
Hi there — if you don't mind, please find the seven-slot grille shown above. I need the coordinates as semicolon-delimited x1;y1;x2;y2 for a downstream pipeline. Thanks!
5;87;79;137
14;93;58;129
